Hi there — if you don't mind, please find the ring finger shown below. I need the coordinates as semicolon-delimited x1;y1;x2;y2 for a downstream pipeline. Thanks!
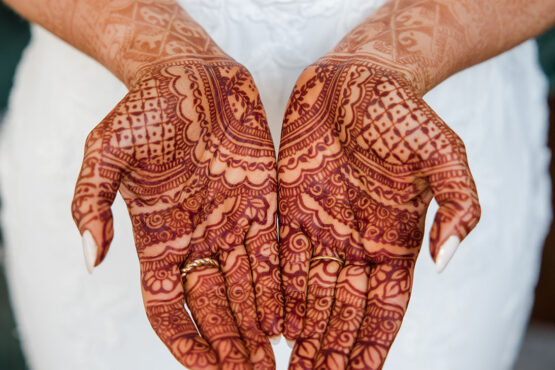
183;259;252;370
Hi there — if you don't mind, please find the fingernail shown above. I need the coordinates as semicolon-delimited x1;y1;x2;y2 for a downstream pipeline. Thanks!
286;339;295;349
81;230;98;274
435;235;460;273
269;335;282;345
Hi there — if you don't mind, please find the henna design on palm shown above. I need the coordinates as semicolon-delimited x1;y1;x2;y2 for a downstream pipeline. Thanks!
278;57;480;369
72;58;282;369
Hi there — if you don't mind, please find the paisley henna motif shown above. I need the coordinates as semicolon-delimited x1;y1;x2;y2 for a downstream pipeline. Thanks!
72;59;281;369
278;58;481;369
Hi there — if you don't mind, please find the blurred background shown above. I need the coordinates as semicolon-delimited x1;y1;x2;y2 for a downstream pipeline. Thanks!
0;3;554;369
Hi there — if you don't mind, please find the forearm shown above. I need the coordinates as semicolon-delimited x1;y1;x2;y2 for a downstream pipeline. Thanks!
331;0;555;95
4;0;225;87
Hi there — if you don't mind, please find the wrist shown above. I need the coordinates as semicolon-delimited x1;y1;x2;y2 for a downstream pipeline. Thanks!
325;44;428;96
86;1;226;88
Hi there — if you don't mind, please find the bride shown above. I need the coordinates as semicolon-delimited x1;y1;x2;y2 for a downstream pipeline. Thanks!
1;0;553;369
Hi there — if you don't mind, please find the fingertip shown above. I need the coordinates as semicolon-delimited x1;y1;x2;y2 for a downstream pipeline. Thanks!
282;282;307;340
81;230;98;274
434;235;460;273
283;313;303;341
86;211;115;267
269;334;282;346
261;314;283;338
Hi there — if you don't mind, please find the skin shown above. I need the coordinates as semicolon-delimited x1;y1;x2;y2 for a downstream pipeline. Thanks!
278;0;555;369
4;0;282;369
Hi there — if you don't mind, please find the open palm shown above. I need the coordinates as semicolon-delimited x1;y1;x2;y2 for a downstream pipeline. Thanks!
72;58;282;370
278;57;480;369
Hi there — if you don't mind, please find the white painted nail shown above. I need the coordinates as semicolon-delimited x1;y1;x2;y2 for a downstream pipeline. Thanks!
269;335;282;345
435;235;460;274
81;230;98;274
286;339;295;349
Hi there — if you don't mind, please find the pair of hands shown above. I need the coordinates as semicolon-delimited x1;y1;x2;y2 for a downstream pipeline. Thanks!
71;51;480;369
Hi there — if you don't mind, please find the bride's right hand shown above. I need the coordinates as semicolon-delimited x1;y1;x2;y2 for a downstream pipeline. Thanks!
72;56;282;370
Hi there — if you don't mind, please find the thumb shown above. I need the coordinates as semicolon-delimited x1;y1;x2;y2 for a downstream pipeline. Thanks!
72;124;123;272
427;157;481;273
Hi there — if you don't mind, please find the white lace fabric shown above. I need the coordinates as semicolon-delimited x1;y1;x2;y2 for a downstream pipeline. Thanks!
0;1;550;369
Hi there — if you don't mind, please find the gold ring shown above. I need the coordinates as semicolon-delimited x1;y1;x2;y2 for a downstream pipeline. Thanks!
311;255;344;264
180;257;219;280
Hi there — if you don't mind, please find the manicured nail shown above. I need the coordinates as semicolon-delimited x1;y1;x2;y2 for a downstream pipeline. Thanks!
286;339;295;349
435;235;460;273
269;335;282;345
81;230;98;274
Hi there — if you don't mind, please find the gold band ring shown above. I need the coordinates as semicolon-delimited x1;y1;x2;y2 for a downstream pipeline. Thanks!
180;257;219;280
311;255;344;264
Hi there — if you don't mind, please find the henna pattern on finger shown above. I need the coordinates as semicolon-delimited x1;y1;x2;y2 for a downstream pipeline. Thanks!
185;266;252;370
314;264;369;370
289;259;341;369
348;253;415;369
220;247;276;370
278;58;480;369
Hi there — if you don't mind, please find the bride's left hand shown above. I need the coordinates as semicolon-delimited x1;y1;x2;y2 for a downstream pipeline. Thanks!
278;55;481;369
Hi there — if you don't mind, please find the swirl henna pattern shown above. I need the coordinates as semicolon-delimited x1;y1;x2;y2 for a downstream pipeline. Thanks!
278;58;481;369
71;59;282;369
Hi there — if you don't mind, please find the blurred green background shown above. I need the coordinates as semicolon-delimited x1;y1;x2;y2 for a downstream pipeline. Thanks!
0;5;30;369
0;3;554;369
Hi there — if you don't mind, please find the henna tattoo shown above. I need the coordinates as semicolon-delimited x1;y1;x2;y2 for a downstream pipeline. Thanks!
349;254;415;369
331;0;555;94
289;260;340;369
185;266;251;370
5;0;227;87
71;58;281;369
278;58;480;369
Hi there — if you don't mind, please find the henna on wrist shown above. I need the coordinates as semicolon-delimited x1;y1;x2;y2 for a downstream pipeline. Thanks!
4;0;227;87
330;0;555;94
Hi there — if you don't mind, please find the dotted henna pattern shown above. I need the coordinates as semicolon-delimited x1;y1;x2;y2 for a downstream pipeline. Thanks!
278;57;480;369
72;57;282;369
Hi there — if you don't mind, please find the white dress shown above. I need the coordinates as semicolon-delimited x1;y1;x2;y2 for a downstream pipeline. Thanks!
0;0;550;369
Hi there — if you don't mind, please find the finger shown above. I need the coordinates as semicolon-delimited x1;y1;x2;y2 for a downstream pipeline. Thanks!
348;255;415;370
244;195;283;337
71;123;124;271
289;256;341;370
426;149;481;272
220;244;276;369
184;264;253;370
141;263;218;370
279;219;312;340
313;263;369;370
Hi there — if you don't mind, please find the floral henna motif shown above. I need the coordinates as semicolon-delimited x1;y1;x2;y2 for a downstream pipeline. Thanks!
72;59;282;369
278;58;480;369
